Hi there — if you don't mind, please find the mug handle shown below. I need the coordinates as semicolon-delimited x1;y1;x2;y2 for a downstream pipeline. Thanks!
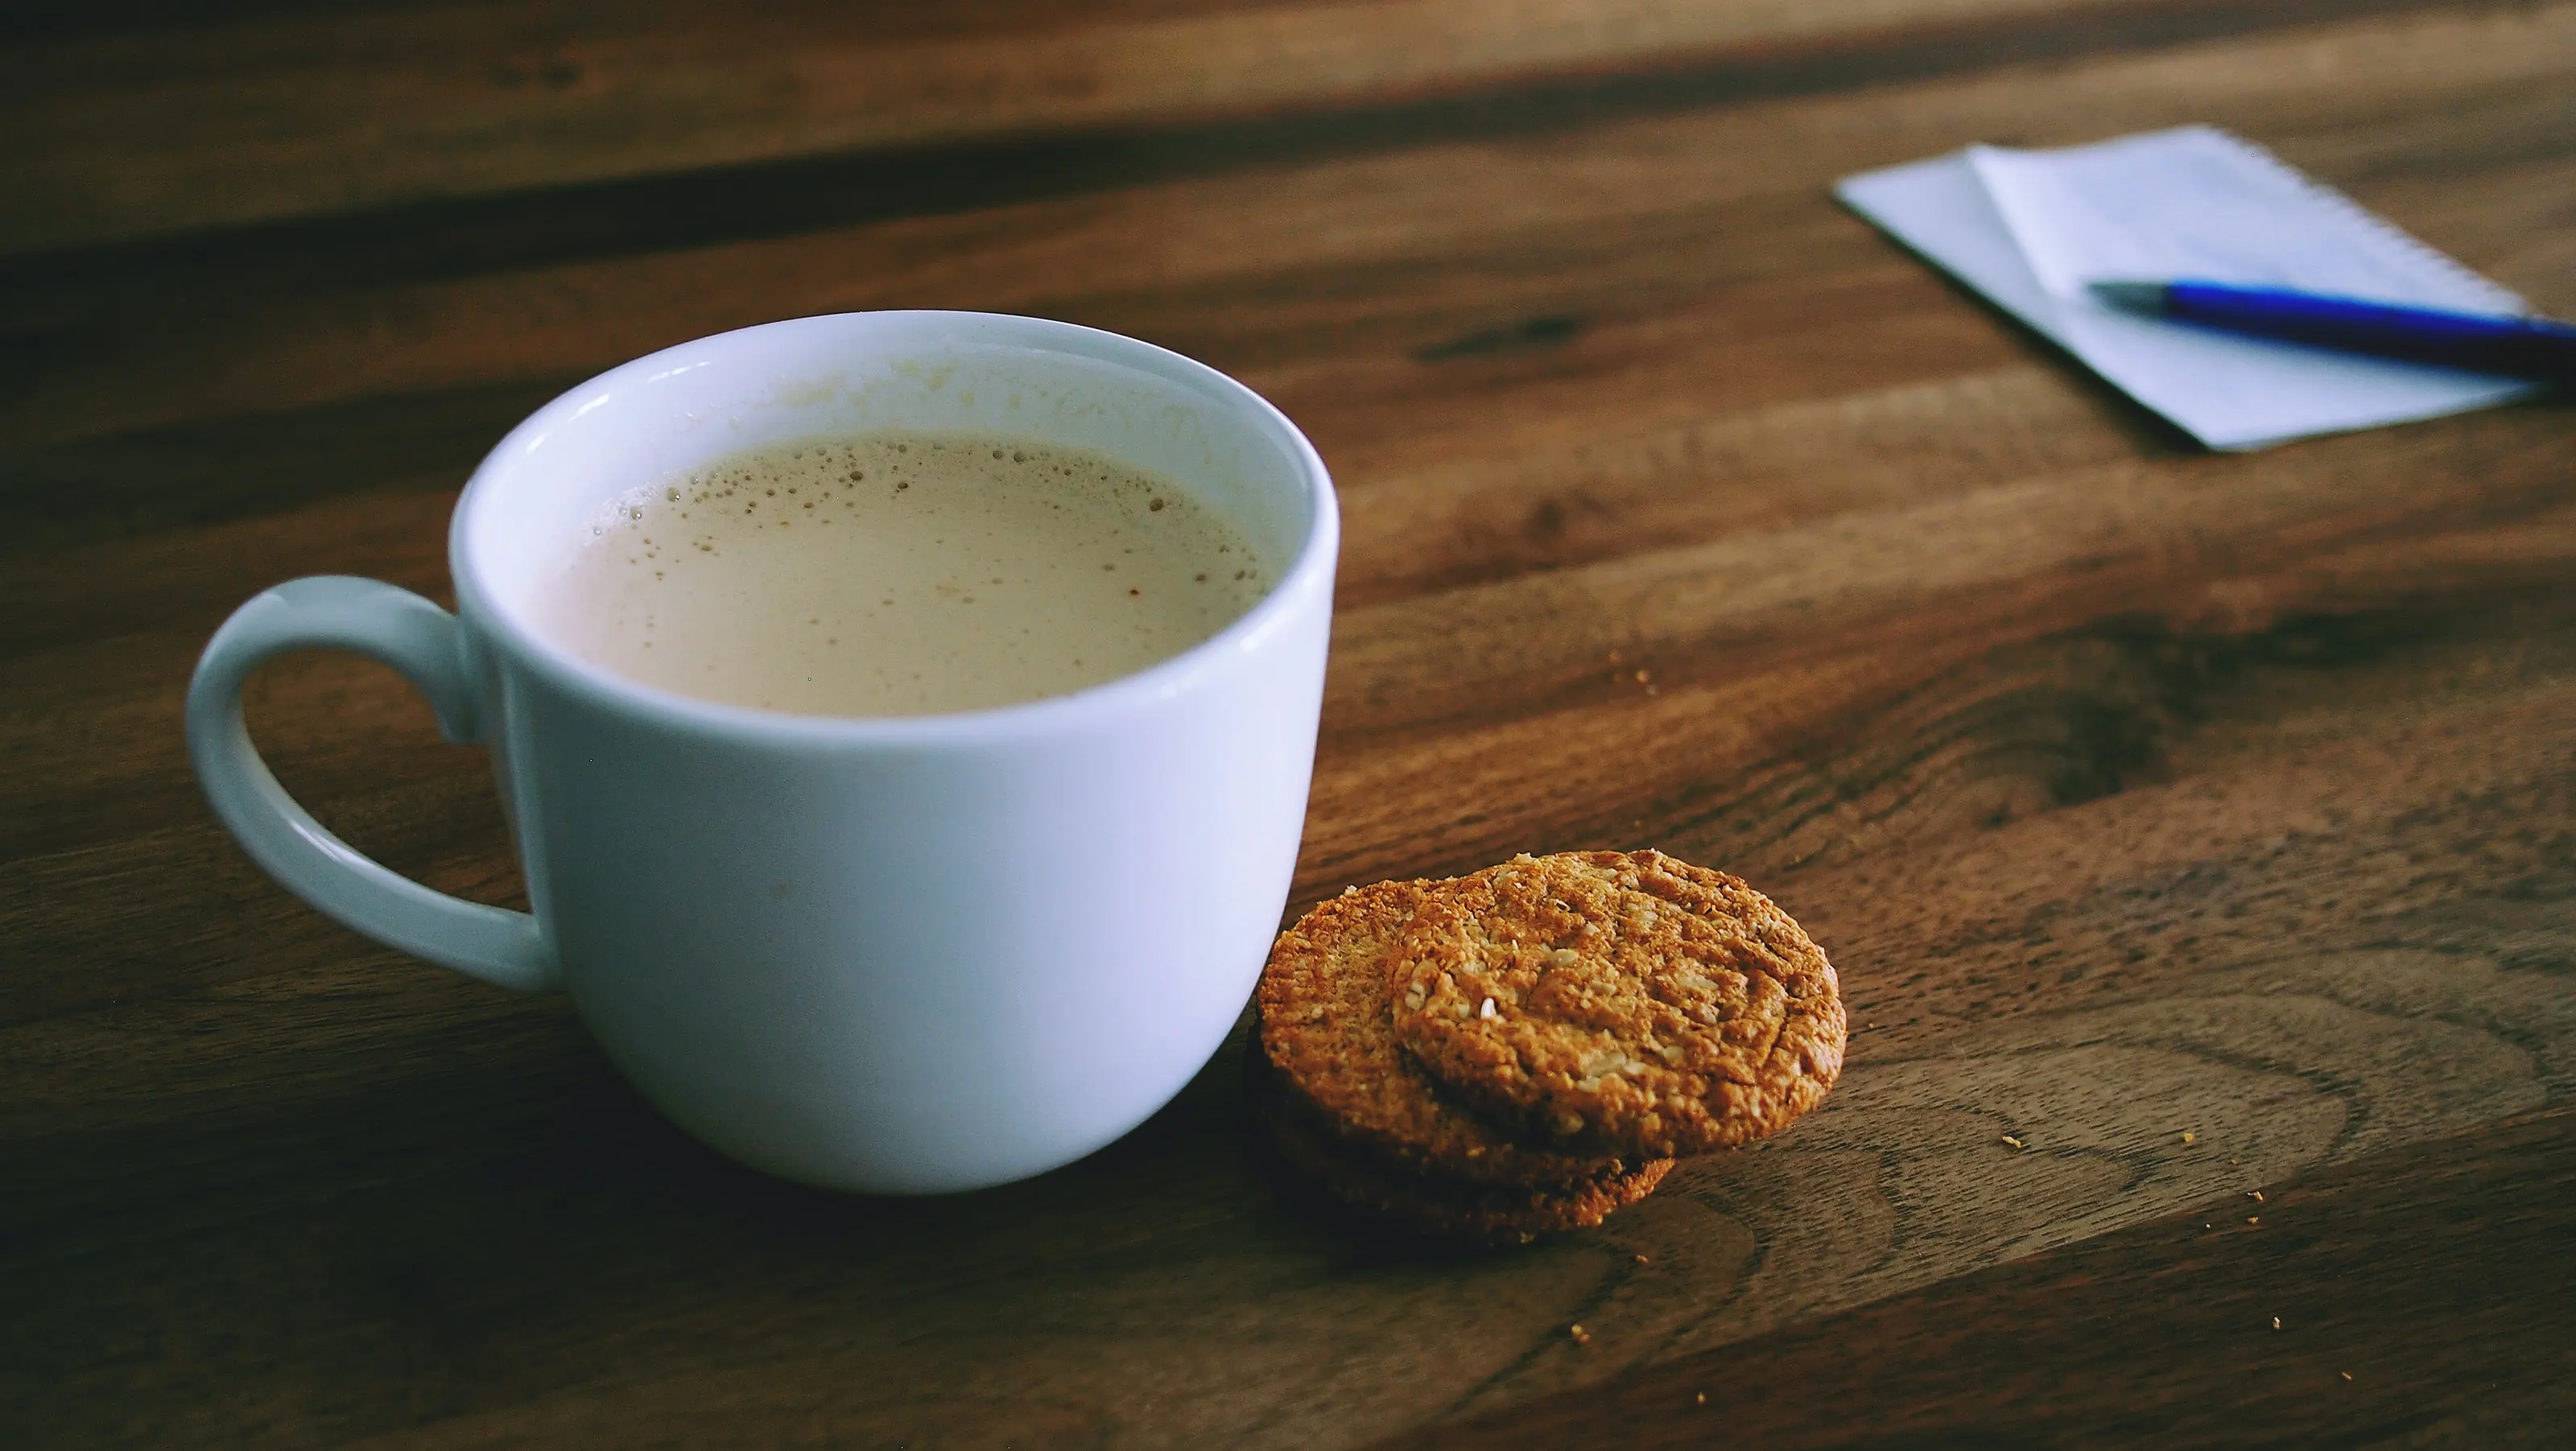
185;575;561;992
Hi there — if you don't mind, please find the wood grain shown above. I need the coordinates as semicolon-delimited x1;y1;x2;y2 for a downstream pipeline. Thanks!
1390;1105;2576;1449
10;3;2573;454
3;1;2572;1446
0;0;2467;258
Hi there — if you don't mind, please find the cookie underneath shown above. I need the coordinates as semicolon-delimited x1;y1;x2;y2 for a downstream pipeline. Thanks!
1256;879;1651;1188
1246;1051;1674;1247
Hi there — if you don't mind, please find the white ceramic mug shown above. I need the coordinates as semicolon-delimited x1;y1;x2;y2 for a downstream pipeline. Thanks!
187;312;1338;1193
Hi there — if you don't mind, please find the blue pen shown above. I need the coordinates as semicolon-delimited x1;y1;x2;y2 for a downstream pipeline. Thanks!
2087;279;2576;381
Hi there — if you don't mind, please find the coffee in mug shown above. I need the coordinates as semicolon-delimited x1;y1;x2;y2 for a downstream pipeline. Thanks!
530;431;1272;717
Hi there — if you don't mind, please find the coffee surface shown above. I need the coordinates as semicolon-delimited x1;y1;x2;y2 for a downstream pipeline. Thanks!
529;431;1272;717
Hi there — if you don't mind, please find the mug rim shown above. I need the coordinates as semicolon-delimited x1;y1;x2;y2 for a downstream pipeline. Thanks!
448;311;1340;746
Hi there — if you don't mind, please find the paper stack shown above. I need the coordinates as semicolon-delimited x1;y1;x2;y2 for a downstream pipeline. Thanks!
1836;126;2540;450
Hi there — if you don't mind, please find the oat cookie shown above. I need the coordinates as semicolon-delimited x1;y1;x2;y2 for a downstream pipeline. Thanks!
1388;850;1845;1157
1246;1050;1674;1247
1256;880;1649;1187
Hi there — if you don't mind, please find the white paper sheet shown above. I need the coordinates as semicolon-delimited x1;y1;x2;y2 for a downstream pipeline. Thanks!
1835;126;2539;450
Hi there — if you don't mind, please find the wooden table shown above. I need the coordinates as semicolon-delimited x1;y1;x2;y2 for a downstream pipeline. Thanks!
6;2;2573;1445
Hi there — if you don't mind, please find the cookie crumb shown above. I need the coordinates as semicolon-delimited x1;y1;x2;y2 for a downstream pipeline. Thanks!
2272;1317;2283;1330
2179;1131;2196;1144
2341;1371;2353;1383
2248;1216;2261;1226
2000;1134;2026;1150
1633;1253;1651;1265
2248;1190;2264;1202
1695;1392;1707;1406
1568;1325;1590;1346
